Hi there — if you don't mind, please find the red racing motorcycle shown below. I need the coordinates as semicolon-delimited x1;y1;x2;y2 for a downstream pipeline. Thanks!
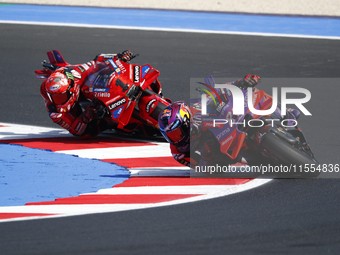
35;50;171;136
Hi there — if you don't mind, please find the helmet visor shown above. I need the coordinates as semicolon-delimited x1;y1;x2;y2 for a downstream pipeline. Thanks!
49;90;72;105
163;126;186;145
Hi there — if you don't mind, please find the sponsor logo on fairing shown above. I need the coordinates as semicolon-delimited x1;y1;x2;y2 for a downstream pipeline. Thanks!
109;97;126;111
94;92;110;98
81;64;89;70
134;66;140;83
146;99;157;113
78;66;85;73
71;70;81;79
115;60;126;73
107;59;121;75
90;88;110;93
216;128;231;141
221;135;233;146
142;65;151;78
112;106;124;118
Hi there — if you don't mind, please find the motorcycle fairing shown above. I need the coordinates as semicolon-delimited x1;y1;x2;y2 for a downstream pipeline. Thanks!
47;50;68;66
35;50;69;79
81;59;162;129
138;92;170;128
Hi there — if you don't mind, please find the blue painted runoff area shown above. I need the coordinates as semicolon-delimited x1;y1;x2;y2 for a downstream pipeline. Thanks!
0;4;340;37
0;144;129;206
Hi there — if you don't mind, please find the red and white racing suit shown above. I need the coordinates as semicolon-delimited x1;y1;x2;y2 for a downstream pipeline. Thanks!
40;54;121;138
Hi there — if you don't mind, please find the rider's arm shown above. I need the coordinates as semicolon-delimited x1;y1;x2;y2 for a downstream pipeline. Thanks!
232;74;261;89
45;103;88;136
69;50;134;83
94;50;134;63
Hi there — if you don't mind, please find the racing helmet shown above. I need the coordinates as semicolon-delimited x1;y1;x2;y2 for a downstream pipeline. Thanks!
158;101;192;146
45;68;79;112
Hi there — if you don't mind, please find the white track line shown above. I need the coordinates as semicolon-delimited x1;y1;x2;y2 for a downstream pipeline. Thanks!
55;143;171;159
0;178;272;223
129;167;190;176
83;185;240;194
1;20;340;40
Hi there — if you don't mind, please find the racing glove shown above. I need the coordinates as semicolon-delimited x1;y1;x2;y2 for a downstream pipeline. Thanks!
81;99;106;122
236;74;261;89
82;105;98;122
117;50;134;62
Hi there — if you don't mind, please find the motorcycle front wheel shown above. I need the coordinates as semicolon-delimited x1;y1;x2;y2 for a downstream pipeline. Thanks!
259;131;320;178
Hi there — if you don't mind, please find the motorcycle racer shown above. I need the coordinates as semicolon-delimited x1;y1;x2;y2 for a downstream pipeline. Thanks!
158;75;261;168
39;50;134;138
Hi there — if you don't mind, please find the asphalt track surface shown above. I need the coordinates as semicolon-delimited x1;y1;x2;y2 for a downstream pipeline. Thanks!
1;24;340;254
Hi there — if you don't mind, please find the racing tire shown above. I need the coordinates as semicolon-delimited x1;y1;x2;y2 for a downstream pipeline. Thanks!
260;131;320;178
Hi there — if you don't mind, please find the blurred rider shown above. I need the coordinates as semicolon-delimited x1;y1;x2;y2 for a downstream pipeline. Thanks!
158;75;260;168
39;50;134;138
